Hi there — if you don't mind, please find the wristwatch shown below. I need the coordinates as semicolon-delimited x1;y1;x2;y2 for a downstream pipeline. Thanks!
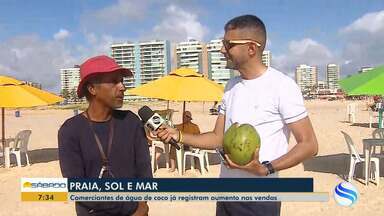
262;161;275;175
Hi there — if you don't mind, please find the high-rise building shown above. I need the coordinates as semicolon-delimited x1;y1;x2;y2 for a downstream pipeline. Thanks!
262;50;271;67
111;40;171;100
326;64;340;90
207;39;233;85
139;40;171;85
317;80;327;90
110;42;138;90
176;39;204;73
60;66;80;94
359;66;373;73
201;44;209;77
295;64;318;92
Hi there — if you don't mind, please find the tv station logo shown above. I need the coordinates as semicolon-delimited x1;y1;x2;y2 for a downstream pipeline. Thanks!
333;182;358;207
21;178;68;201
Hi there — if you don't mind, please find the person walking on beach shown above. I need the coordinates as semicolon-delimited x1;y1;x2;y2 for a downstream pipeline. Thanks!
58;55;151;216
154;15;318;216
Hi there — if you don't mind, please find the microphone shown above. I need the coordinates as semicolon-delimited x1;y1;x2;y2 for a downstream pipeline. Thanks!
138;106;181;150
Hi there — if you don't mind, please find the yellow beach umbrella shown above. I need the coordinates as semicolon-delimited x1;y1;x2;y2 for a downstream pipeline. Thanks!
0;75;63;167
0;76;63;107
128;67;224;127
128;68;224;102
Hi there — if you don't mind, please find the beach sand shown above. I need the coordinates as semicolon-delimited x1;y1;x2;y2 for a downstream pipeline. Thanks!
0;100;383;216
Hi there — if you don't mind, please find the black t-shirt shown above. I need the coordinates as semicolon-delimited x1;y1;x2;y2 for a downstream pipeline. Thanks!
58;110;152;215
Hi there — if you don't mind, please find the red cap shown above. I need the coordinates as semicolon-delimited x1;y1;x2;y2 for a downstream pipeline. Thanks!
77;55;133;98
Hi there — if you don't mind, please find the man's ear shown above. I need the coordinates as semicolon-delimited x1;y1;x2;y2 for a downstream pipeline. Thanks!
87;83;97;96
248;43;258;57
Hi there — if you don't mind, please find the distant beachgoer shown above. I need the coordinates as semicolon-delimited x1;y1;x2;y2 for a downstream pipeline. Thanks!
168;111;201;172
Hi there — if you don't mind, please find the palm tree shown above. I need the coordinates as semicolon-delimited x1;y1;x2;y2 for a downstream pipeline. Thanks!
60;89;70;100
69;88;79;103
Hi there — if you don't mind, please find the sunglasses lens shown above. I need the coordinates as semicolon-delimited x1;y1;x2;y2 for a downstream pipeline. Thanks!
222;40;231;50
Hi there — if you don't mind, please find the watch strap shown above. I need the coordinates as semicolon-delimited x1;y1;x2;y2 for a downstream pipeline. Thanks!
262;161;275;175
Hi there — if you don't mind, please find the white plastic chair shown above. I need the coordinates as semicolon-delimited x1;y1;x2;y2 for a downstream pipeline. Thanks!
369;111;377;128
375;102;383;111
341;131;380;185
346;103;356;123
369;111;384;128
150;140;169;173
372;129;384;155
149;142;159;173
183;148;209;175
8;130;32;167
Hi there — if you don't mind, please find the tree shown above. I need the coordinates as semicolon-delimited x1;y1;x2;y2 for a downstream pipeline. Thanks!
60;89;70;100
69;88;79;103
310;84;318;95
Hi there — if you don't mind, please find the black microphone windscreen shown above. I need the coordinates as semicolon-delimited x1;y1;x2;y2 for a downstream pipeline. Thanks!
138;106;154;123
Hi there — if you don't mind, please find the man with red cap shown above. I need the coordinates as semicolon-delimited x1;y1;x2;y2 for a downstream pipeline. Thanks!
58;55;151;216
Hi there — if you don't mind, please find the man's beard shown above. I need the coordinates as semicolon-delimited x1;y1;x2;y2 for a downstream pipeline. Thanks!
225;58;238;70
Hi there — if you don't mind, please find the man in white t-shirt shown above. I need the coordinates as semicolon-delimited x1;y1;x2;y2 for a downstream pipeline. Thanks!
155;14;318;216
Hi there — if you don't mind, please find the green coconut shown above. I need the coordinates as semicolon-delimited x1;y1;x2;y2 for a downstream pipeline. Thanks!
223;123;261;165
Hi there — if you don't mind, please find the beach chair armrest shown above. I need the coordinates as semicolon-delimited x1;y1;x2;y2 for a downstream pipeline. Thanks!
9;147;20;152
5;138;15;147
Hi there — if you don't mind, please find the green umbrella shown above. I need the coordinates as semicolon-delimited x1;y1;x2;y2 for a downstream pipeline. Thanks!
339;65;384;95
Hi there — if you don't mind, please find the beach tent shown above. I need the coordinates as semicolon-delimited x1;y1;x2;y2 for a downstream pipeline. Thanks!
339;65;384;95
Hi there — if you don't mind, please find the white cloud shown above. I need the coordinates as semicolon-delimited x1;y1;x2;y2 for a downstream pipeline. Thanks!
341;10;384;34
53;29;70;40
151;4;209;42
0;28;133;93
0;2;208;93
0;34;77;92
265;39;272;49
82;32;126;56
273;38;337;78
289;38;332;57
0;63;11;72
213;31;224;40
339;10;384;76
273;10;384;79
90;0;150;25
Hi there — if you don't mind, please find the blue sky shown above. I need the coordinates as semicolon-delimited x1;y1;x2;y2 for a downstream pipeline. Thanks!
0;0;384;91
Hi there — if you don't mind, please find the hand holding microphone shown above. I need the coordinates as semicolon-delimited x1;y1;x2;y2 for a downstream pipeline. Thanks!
138;106;181;150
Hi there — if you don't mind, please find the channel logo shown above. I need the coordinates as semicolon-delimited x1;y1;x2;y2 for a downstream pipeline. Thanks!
21;178;68;192
23;181;66;188
333;182;358;207
23;182;32;188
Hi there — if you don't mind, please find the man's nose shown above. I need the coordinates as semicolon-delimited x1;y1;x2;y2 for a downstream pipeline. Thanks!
118;81;126;91
220;45;226;55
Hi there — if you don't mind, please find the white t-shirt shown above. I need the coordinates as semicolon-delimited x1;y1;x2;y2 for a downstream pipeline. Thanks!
219;67;307;178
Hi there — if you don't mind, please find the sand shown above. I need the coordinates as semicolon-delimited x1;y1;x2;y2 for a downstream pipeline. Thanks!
0;100;383;216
